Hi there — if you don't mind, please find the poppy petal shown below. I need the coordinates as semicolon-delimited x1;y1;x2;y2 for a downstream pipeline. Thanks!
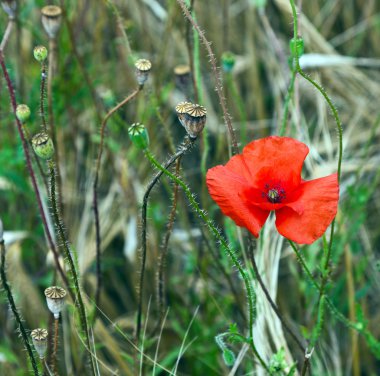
242;136;309;192
275;174;339;244
206;165;270;237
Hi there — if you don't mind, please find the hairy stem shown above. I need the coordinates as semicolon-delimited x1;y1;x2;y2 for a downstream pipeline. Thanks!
47;37;64;216
288;0;343;348
0;52;72;299
157;158;181;322
40;60;48;132
59;0;103;122
136;137;196;343
52;318;59;374
48;160;95;375
144;150;269;371
0;240;39;375
176;0;239;155
93;87;141;316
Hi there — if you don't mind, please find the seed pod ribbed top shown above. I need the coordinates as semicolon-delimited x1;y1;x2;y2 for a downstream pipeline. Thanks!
41;5;62;39
45;286;66;319
135;59;152;72
174;65;191;76
31;328;48;341
187;104;207;118
44;286;66;299
175;101;193;114
41;5;62;17
177;103;207;139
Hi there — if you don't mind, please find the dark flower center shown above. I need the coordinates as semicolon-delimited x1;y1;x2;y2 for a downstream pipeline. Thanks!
263;184;286;203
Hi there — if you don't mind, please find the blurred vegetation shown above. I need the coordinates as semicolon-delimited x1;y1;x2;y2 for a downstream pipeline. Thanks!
0;0;380;375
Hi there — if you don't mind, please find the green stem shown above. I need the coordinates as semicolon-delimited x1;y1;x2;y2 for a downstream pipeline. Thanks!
136;137;195;344
40;60;48;133
144;150;269;372
280;67;297;136
226;72;248;145
288;0;343;347
1;240;39;375
48;160;95;375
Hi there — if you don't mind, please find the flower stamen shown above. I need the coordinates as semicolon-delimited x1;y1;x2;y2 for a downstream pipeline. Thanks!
262;184;286;203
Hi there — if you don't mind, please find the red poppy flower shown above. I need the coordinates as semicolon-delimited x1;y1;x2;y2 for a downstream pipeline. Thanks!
206;136;339;244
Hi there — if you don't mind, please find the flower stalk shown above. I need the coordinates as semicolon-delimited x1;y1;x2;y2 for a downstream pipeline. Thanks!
48;159;96;375
0;233;39;375
136;136;196;344
93;87;142;318
143;149;269;371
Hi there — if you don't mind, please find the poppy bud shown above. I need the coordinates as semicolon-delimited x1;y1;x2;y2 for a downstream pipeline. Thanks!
16;104;31;123
289;37;304;58
1;0;16;19
31;328;48;359
128;123;149;150
221;51;236;73
33;46;48;62
134;59;152;86
41;5;62;39
181;103;207;139
31;132;54;160
44;286;66;319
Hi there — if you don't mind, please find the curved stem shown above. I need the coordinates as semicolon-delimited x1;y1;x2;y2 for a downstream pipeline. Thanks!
93;87;141;316
157;158;181;322
136;137;196;343
48;160;95;375
143;150;269;371
288;0;343;349
0;240;39;375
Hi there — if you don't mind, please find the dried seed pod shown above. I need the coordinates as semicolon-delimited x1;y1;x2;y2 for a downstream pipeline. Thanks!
174;64;191;90
41;5;62;39
134;59;152;86
31;328;48;359
128;123;149;150
1;0;16;19
44;286;66;319
33;46;48;62
31;132;54;160
16;104;31;123
182;103;207;139
175;101;193;128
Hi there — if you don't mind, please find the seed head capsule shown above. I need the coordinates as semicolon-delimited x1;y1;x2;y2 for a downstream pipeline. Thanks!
134;59;152;86
31;328;48;359
44;286;67;319
41;5;62;39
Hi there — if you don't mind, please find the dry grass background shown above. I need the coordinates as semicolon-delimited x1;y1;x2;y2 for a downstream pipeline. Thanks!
0;0;380;375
